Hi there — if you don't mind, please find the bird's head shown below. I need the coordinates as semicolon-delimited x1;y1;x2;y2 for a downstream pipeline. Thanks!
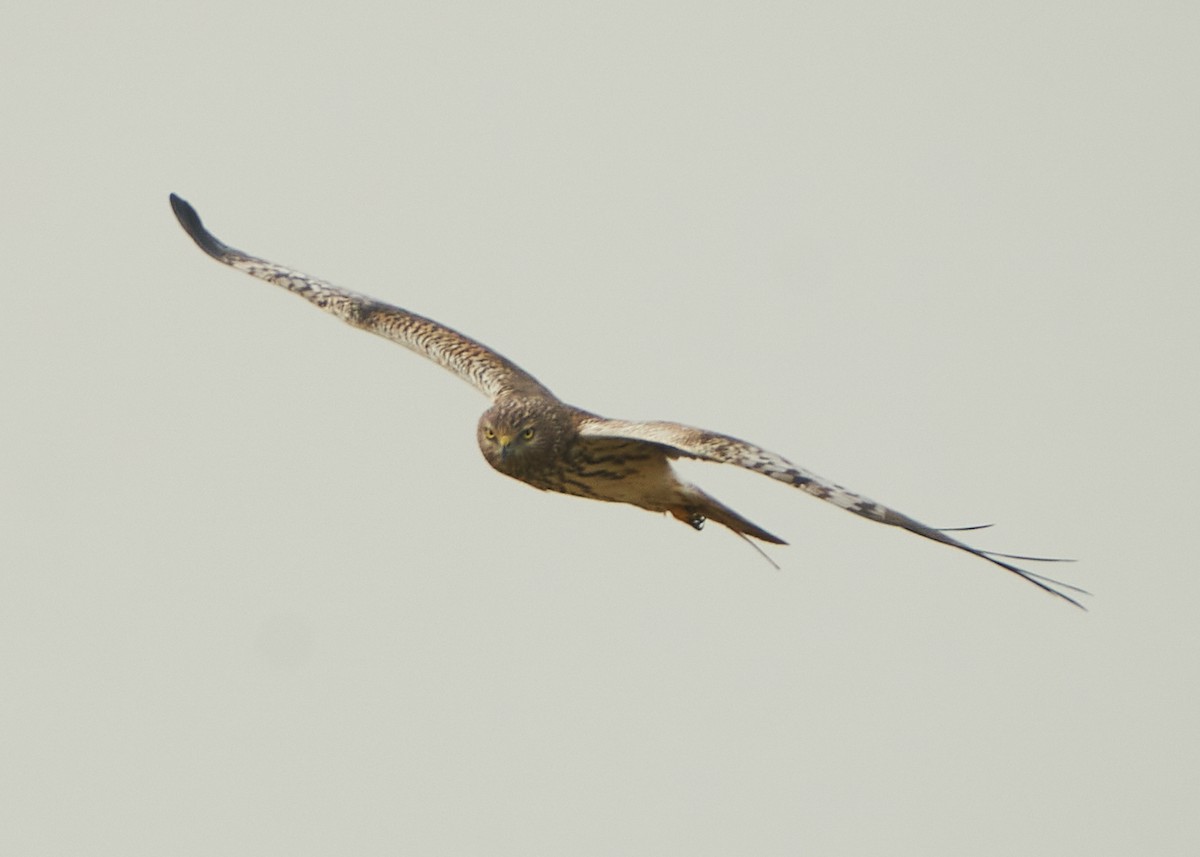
476;398;567;476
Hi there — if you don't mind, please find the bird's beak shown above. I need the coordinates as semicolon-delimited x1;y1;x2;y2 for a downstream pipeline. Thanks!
497;434;512;459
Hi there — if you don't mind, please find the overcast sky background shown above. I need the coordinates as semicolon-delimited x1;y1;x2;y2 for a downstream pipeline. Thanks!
2;2;1198;854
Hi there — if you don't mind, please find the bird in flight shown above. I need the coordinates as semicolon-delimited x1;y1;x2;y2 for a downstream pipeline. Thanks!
170;194;1085;608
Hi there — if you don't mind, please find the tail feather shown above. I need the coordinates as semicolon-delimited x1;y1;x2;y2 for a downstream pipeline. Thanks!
684;489;787;545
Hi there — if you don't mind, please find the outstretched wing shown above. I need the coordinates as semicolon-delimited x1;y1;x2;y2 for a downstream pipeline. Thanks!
575;416;1086;608
169;194;554;402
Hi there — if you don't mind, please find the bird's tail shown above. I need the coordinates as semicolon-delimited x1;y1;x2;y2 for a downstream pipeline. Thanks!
674;488;787;545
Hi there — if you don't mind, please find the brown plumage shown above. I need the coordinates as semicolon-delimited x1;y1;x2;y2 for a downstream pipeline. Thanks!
169;194;1086;608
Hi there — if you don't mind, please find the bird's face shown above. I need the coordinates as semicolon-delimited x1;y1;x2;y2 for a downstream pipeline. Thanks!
477;401;559;475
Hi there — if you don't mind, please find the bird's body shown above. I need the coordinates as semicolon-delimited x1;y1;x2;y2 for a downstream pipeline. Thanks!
169;194;1085;608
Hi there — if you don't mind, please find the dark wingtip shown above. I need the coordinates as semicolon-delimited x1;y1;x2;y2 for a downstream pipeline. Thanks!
169;193;234;260
982;553;1090;609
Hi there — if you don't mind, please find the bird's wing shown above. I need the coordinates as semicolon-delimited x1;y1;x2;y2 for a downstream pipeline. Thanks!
169;194;554;402
575;416;1086;608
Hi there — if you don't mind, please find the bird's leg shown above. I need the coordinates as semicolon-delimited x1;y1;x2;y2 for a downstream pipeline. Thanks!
668;507;707;531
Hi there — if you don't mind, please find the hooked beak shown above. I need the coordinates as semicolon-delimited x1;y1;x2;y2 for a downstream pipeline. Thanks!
496;434;513;459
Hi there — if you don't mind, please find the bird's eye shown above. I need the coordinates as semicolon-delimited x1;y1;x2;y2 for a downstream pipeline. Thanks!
522;427;535;440
484;427;496;440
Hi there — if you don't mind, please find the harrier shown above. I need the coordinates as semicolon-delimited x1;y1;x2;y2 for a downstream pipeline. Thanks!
170;194;1085;608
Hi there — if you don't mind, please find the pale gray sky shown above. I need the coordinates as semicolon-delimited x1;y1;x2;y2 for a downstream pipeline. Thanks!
2;2;1198;854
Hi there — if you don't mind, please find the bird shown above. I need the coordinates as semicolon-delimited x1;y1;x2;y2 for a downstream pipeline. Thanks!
169;194;1086;608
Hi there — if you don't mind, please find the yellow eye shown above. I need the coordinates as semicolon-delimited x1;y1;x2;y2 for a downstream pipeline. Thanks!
484;427;496;440
522;427;535;440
